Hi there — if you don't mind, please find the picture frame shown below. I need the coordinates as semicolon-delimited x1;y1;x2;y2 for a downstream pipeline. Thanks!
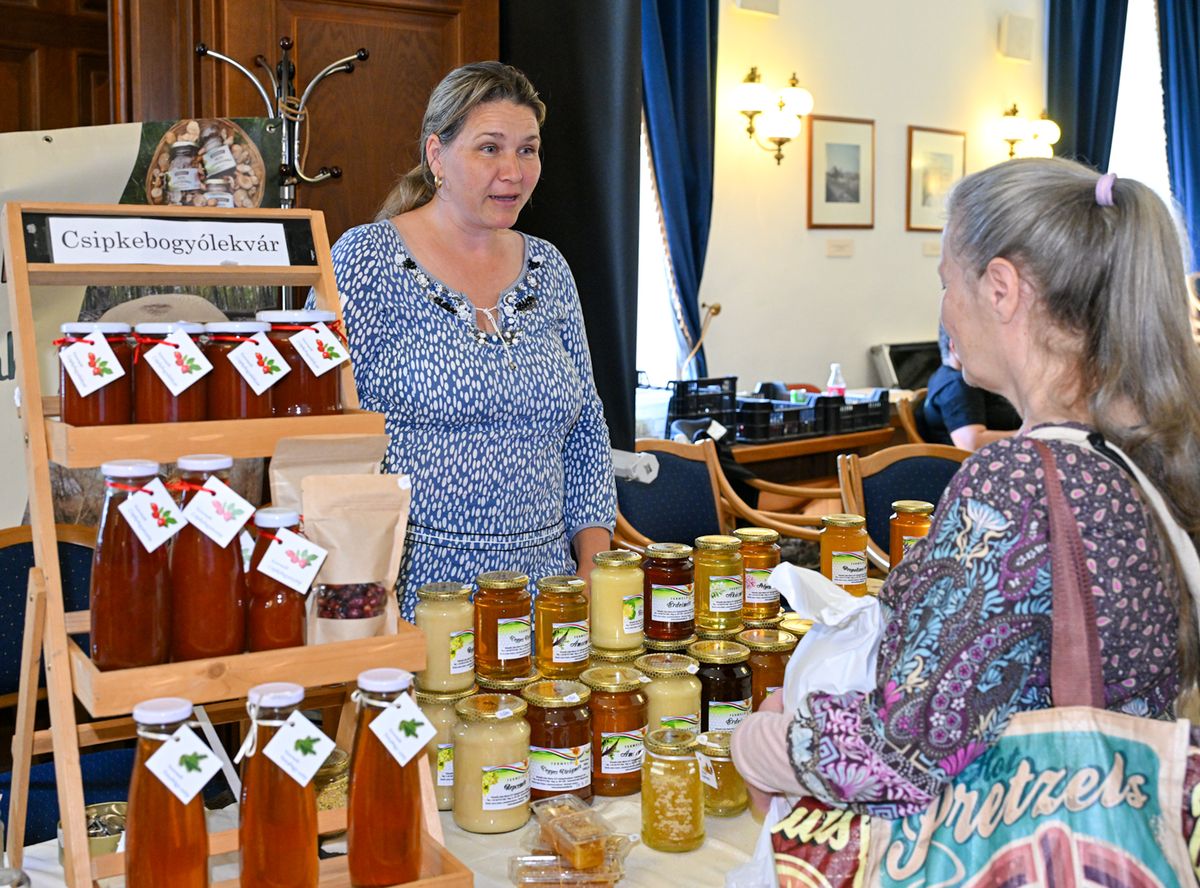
906;126;966;232
807;115;875;229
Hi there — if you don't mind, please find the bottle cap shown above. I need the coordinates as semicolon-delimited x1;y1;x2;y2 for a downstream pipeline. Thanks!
204;321;270;335
254;507;300;529
248;682;304;709
100;459;159;478
132;697;193;725
694;535;741;551
60;322;131;335
357;668;414;693
176;453;233;472
455;693;527;722
133;322;206;335
256;310;337;324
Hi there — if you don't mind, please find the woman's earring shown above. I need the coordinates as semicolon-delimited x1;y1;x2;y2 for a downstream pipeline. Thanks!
434;174;443;189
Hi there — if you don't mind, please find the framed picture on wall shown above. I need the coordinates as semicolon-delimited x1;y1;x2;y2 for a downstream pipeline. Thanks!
807;115;875;229
906;126;966;231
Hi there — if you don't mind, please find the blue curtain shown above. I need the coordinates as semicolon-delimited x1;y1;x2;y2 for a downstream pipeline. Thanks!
1158;0;1200;270
642;0;718;377
1047;0;1129;170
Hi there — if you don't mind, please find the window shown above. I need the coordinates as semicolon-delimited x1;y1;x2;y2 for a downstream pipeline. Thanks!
1108;0;1173;204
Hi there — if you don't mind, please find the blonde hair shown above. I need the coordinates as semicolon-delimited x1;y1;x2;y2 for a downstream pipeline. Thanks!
375;61;546;220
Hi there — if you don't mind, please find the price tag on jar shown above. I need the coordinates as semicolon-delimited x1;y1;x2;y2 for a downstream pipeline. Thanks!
117;477;188;553
145;725;221;804
59;332;126;398
181;476;255;548
145;330;213;395
696;751;718;790
368;693;437;767
289;322;348;377
226;332;291;395
255;527;327;594
263;710;336;787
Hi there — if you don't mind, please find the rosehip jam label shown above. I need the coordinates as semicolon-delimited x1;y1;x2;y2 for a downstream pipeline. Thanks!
529;744;591;791
707;699;750;732
831;551;867;586
289;322;349;377
226;332;291;395
745;569;779;605
551;620;589;663
651;583;694;622
263;710;336;787
145;330;213;396
482;760;530;810
599;729;645;774
449;629;475;674
436;744;454;786
708;575;744;612
696;751;718;789
60;332;126;398
622;593;644;634
117;477;188;553
145;725;221;805
255;527;327;594
181;476;255;548
497;616;531;660
368;693;437;767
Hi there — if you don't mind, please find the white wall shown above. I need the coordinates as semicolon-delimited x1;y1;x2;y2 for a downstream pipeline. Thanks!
700;0;1047;389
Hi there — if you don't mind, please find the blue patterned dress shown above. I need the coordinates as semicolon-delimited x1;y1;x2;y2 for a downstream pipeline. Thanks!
325;220;617;620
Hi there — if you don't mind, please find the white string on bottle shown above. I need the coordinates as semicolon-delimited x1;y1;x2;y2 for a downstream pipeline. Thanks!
233;700;286;763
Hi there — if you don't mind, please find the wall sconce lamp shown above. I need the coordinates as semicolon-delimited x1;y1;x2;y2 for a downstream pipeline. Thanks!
999;103;1061;158
735;67;814;165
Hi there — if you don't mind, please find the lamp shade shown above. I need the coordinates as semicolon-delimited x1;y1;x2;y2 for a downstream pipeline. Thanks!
996;114;1030;143
780;85;814;117
760;107;802;141
734;80;771;115
1014;139;1053;158
1031;117;1061;145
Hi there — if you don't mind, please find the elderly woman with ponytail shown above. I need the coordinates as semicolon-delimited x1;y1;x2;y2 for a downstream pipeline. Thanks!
733;157;1200;818
323;62;615;620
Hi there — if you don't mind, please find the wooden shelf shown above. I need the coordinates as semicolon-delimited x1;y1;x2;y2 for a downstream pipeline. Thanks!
25;262;324;287
44;410;384;467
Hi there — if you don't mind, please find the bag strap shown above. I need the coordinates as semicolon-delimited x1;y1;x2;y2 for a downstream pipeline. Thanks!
1032;440;1106;708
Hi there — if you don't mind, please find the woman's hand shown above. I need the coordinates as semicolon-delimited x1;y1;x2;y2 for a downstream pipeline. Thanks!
572;527;611;591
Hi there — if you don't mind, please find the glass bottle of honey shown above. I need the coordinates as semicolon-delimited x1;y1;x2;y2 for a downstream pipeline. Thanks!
889;500;934;568
534;575;590;679
474;571;532;680
733;528;781;621
694;536;743;631
820;514;869;596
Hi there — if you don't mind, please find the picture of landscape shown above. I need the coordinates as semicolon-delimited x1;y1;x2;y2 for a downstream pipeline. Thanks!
825;143;861;203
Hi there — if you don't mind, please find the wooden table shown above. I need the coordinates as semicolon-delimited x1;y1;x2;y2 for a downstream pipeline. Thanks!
730;427;895;465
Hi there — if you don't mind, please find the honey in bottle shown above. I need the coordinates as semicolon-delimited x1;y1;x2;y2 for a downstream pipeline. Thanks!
890;500;934;568
734;528;781;621
534;575;590;679
579;666;647;797
694;535;744;631
474;571;532;680
820;513;869;596
643;542;695;642
125;697;207;887
245;508;306;652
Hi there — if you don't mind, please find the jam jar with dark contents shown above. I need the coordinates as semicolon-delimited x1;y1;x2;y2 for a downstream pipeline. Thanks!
643;542;695;642
521;679;593;802
687;640;752;733
202;321;272;419
256;310;341;416
133;322;208;423
57;322;133;426
245;507;306;651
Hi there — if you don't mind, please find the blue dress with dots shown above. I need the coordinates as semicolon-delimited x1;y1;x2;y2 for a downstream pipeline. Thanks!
325;220;616;620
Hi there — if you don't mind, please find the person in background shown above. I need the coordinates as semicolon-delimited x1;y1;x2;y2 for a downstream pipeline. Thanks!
321;62;616;620
922;324;1020;450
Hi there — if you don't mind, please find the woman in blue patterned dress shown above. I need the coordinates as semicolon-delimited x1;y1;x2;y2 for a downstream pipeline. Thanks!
325;62;615;620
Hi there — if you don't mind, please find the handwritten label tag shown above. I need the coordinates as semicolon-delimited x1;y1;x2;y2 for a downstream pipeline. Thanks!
255;527;327;594
117;477;188;553
181;476;255;548
145;725;221;805
145;331;212;396
368;693;437;768
289;322;348;377
60;332;126;398
263;711;336;787
226;332;291;395
696;751;718;790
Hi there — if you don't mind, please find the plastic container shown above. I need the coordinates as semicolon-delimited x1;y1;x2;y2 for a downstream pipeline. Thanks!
474;571;532;680
825;363;846;396
57;322;133;426
820;513;869;596
664;377;737;437
256;309;341;415
132;322;207;423
534;576;590;679
643;542;695;641
735;397;821;443
890;499;934;568
202;321;272;419
415;582;475;692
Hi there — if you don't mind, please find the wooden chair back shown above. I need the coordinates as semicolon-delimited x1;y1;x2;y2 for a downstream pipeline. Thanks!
896;388;927;444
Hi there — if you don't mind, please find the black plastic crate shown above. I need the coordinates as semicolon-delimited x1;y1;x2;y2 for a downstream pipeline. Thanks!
736;397;824;443
664;376;737;437
787;389;891;435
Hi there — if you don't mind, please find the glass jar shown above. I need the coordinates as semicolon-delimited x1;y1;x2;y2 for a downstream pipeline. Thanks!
245;508;307;652
821;514;869;596
127;698;207;886
779;613;813;640
169;453;245;661
415;582;475;692
166;140;202;204
579;666;647;797
202;321;272;420
91;460;170;670
694;535;743;631
633;653;701;732
240;683;317;886
735;528;781;621
452;693;531;834
474;571;532;680
642;729;704;853
890;500;935;568
57;322;133;426
644;633;697;654
696;624;743;642
202;177;236;208
133;322;208;423
534;575;590;679
347;669;422;884
736;629;798;710
199;122;237;178
643;542;694;641
415;686;477;812
743;614;784;630
256;310;341;416
688;640;752;733
696;731;748;817
314;748;349;814
522;679;592;802
590;646;644;665
589;550;644;650
476;669;541;695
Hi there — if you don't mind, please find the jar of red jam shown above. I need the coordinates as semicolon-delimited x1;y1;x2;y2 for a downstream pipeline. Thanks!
579;666;647;797
56;322;132;426
256;310;341;416
643;542;694;642
133;321;208;423
521;679;593;802
202;321;272;420
245;507;306;651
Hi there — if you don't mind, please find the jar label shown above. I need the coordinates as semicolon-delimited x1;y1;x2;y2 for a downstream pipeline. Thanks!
766;686;782;697
116;476;189;553
551;620;590;663
290;322;350;377
262;710;336;787
204;190;236;208
482;760;531;810
202;143;237;177
60;331;127;398
695;751;718;790
497;616;532;659
902;535;923;555
744;569;780;605
239;529;255;569
449;629;475;674
436;744;454;787
529;744;591;791
368;693;438;767
180;475;255;549
255;527;328;595
600;728;646;774
660;713;700;731
145;724;221;805
651;583;694;622
708;575;744;612
167;167;202;193
707;699;751;732
831;551;868;586
622;593;644;634
225;331;292;395
145;330;213;396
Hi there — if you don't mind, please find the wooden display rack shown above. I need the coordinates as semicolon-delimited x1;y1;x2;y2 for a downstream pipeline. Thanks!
1;202;473;887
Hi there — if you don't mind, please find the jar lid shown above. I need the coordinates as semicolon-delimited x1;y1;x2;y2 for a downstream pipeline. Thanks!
733;527;780;544
100;459;159;478
779;614;813;637
204;321;270;335
255;309;337;323
687;639;750;664
645;727;699;756
535;575;586;594
314;747;348;779
633;652;699;678
521;679;591;708
696;730;733;758
579;666;645;693
822;513;865;528
892;500;935;515
743;615;784;629
694;534;741;551
696;624;743;641
645;542;692;560
414;685;478;705
476;669;541;692
248;681;304;708
254;507;299;528
357;668;414;693
643;634;698;652
176;453;233;472
132;697;193;725
476;570;529;590
590;646;645;664
455;693;527;721
592;550;642;568
736;629;799;653
60;322;131;335
133;321;205;335
416;582;472;602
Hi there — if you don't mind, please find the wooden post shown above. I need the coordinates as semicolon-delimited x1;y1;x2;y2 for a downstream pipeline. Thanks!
6;568;46;868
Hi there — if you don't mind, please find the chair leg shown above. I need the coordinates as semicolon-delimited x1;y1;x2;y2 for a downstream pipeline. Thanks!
7;568;46;869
